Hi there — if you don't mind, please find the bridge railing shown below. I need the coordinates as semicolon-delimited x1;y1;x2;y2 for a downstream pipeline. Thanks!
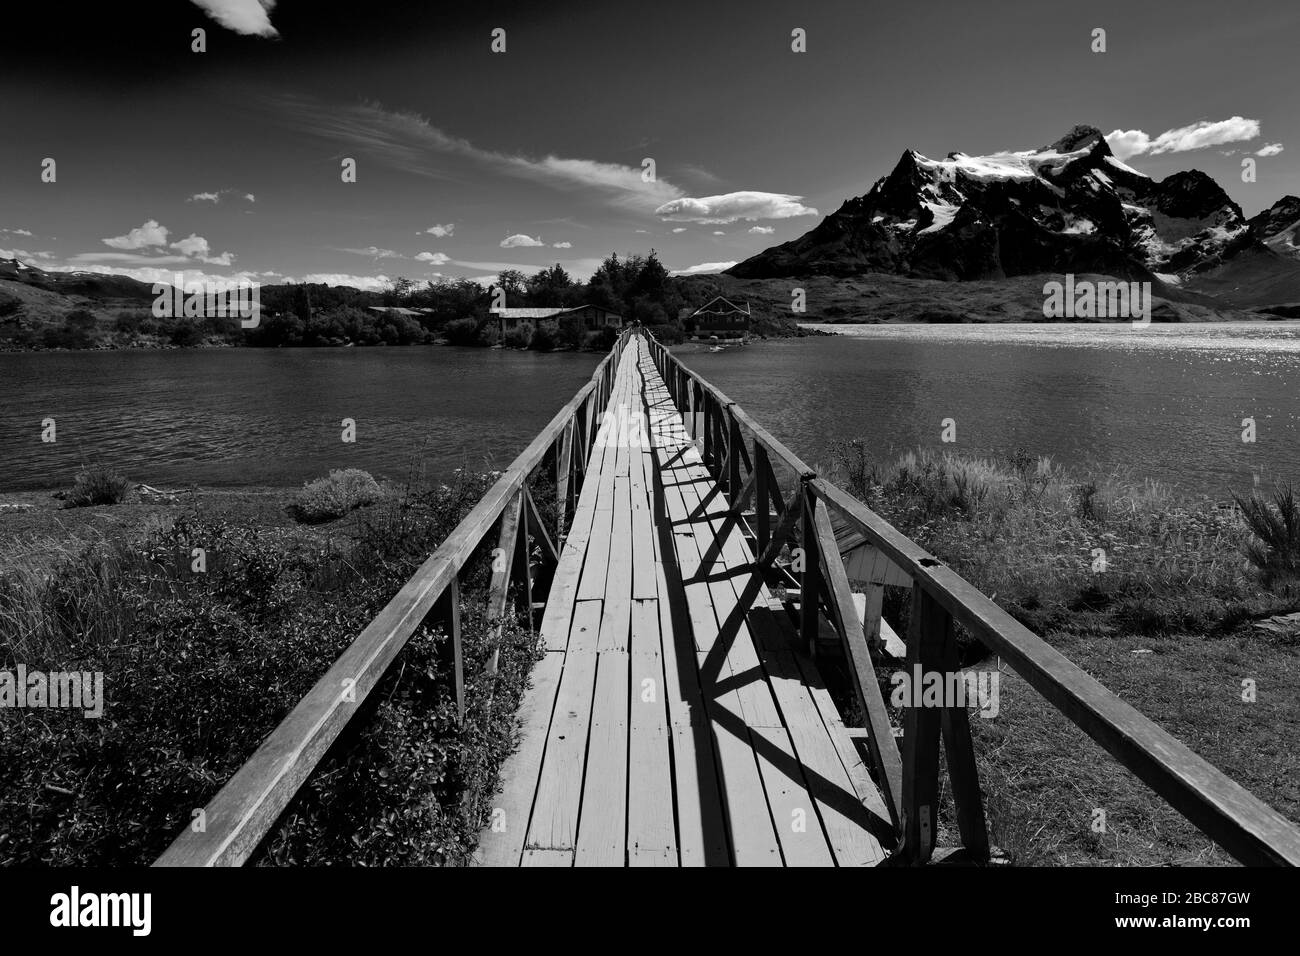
642;330;1300;867
154;326;635;866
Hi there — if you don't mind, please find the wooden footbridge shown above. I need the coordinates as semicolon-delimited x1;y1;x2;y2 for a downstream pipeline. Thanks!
157;331;1300;867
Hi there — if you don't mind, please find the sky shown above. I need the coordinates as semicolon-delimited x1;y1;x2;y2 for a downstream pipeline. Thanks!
1;0;1297;291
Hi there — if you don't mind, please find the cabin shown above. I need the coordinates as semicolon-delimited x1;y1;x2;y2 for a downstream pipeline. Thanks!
688;295;751;340
493;304;624;338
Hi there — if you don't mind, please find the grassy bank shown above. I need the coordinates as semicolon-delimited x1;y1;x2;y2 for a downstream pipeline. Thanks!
824;443;1300;864
0;467;544;866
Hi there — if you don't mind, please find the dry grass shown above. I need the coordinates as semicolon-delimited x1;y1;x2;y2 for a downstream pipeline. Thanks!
822;444;1300;865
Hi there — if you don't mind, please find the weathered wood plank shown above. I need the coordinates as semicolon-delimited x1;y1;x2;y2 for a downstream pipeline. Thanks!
627;598;677;862
524;600;601;853
473;649;564;866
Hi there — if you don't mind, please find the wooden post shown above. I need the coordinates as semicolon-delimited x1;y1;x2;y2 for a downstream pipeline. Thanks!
755;443;770;556
799;483;822;657
702;388;713;466
485;493;522;678
727;408;742;498
555;419;572;540
901;584;947;864
441;578;465;722
515;492;536;633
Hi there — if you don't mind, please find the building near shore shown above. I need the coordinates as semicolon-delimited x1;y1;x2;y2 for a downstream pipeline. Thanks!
492;304;624;337
688;295;751;340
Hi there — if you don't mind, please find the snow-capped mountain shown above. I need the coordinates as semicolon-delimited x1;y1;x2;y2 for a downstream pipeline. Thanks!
1248;196;1300;260
728;125;1255;285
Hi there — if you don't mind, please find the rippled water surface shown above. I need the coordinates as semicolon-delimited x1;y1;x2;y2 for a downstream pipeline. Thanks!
675;323;1300;495
0;347;600;490
3;324;1298;494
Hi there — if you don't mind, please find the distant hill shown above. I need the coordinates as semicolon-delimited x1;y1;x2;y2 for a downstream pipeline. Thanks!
678;272;1264;325
0;257;161;301
728;125;1300;311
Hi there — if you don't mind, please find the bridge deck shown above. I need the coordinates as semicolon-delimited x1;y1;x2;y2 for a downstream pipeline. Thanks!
476;339;892;866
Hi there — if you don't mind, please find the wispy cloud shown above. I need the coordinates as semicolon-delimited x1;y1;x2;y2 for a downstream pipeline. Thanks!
749;226;775;235
655;191;818;224
339;245;402;259
189;0;278;38
188;189;257;203
1256;143;1285;157
269;96;684;212
552;241;572;249
1105;116;1262;160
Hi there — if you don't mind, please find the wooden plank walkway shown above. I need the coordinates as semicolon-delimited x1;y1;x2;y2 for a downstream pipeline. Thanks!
476;338;892;866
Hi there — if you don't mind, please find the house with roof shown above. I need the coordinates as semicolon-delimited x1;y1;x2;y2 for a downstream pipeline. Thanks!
492;304;624;338
687;295;751;340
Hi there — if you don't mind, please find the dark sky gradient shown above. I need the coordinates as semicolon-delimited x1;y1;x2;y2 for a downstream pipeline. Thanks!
1;0;1296;289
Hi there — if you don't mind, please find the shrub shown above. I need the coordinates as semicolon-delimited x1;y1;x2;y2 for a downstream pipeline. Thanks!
63;465;130;508
292;469;385;523
114;310;147;334
585;326;619;351
1234;484;1300;587
168;320;204;347
65;308;97;331
41;324;93;350
502;325;531;349
443;317;482;346
529;320;558;352
0;467;530;865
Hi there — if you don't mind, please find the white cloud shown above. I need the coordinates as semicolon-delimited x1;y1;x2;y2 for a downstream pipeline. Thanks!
669;261;737;276
425;223;455;237
1;228;34;236
635;229;650;234
42;262;268;290
712;230;725;236
340;245;401;258
1105;116;1262;160
415;251;450;264
672;227;687;234
0;247;54;261
189;0;279;38
296;273;393;291
189;192;221;203
552;241;572;249
170;234;212;258
749;226;775;235
1256;143;1285;157
501;234;544;248
244;193;256;202
655;191;818;224
103;219;170;250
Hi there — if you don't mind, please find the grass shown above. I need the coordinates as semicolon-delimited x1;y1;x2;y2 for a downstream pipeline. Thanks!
823;442;1300;865
0;467;542;866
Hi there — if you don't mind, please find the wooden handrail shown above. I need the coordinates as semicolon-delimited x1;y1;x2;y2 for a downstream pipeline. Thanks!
155;327;634;866
641;331;1300;867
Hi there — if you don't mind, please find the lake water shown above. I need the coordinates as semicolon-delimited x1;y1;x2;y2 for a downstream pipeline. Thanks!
0;347;600;491
2;325;1299;496
683;323;1300;497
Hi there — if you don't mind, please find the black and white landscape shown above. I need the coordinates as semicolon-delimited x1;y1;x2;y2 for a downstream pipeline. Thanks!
2;0;1300;907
